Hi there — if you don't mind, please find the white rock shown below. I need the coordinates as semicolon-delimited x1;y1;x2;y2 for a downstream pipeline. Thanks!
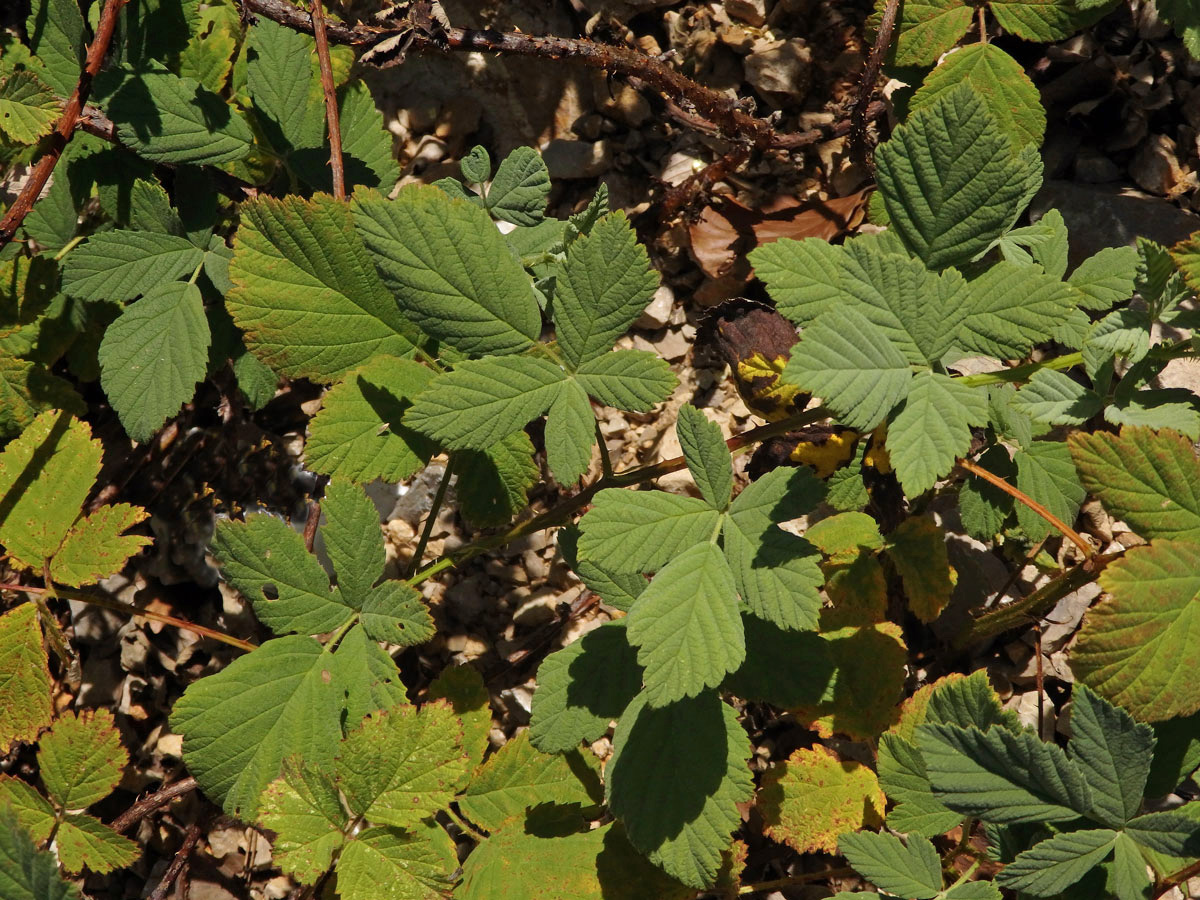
635;285;675;329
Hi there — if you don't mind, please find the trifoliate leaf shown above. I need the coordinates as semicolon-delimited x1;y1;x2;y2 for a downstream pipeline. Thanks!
783;308;913;431
552;211;658;368
607;691;753;888
171;636;347;817
676;405;733;510
37;709;126;811
886;515;955;622
453;432;540;528
1070;428;1200;541
0;605;52;754
874;84;1040;269
627;543;745;706
910;43;1045;149
228;194;420;380
1068;685;1154;828
353;185;539;356
877;0;972;65
1068;246;1139;311
62;231;204;302
405;356;566;450
988;0;1110;41
337;822;458;900
577;489;719;574
999;829;1118;896
1014;440;1085;541
878;733;964;836
1012;369;1102;426
98;281;211;441
887;371;987;496
759;745;886;855
486;146;550;226
838;831;942;899
919;722;1092;823
959;261;1075;359
336;701;468;828
0;70;59;144
529;621;643;753
545;377;595;484
574;349;677;411
0;775;54;845
0;806;81;900
1072;540;1200;721
257;758;346;883
54;814;139;874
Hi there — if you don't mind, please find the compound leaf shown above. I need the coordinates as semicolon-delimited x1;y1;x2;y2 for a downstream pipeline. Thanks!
989;0;1110;41
1068;246;1139;311
0;70;59;144
454;432;540;529
25;0;85;97
1068;684;1154;828
54;815;139;874
257;758;346;884
337;822;457;900
37;709;126;811
0;806;81;900
878;0;972;65
886;515;955;623
998;829;1117;896
574;349;676;412
545;377;595;485
1014;440;1085;541
1123;811;1200;857
319;480;383;604
360;580;434;647
959;261;1076;359
878;733;964;837
1012;368;1102;426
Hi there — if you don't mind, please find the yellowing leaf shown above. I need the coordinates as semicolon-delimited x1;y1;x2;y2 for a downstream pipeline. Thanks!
759;745;886;854
0;605;52;753
886;516;956;622
54;814;139;874
37;709;127;810
48;504;150;588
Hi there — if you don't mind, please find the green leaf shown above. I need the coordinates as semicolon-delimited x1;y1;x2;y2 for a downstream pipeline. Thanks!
62;231;204;302
304;357;438;483
0;356;84;442
1123;811;1200;856
574;349;677;411
354;185;540;356
1158;0;1200;56
460;145;491;184
997;829;1118;896
0;605;52;754
25;0;85;97
1147;712;1200;798
38;709;126;810
1012;369;1102;426
1014;440;1085;541
54;814;139;874
578;488;719;574
336;700;468;828
1105;392;1200;440
607;691;753;888
0;775;54;845
878;733;964;837
246;18;321;154
257;758;346;884
1068;246;1139;311
318;480;383;604
887;371;987;496
453;432;540;529
360;579;435;647
988;0;1110;41
211;515;352;636
1108;831;1152;900
405;356;566;450
545;377;595;484
879;0;973;65
559;526;647;613
919;722;1092;823
171;636;347;817
336;822;457;900
427;665;491;775
529;621;643;753
486;146;550;226
552;211;659;368
105;70;253;164
886;515;955;623
874;84;1041;269
959;261;1076;359
179;3;238;94
676;405;733;510
838;831;942;899
0;70;59;144
925;669;1019;732
228;194;420;380
1069;428;1200;542
1068;685;1154;828
332;81;400;191
334;625;410;730
627;543;745;706
98;281;210;442
1072;540;1200;721
783;309;912;431
749;236;847;325
910;43;1045;149
0;806;81;900
959;444;1017;540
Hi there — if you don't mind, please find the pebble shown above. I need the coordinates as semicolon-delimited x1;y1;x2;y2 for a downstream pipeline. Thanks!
635;285;675;329
1130;134;1189;196
744;38;812;106
726;0;767;26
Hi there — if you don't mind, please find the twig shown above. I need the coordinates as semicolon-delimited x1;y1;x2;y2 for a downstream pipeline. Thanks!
738;867;856;895
0;0;129;249
957;457;1093;558
308;0;345;199
303;500;321;553
403;458;456;579
851;0;898;156
659;144;750;221
1156;858;1200;899
149;821;203;900
111;777;199;833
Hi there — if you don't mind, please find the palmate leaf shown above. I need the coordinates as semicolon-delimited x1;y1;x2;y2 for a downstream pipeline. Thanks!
1123;810;1200;856
607;691;753;888
0;605;52;754
37;709;126;811
677;405;733;510
887;371;987;497
574;350;677;411
997;829;1118;897
62;231;205;302
0;806;81;900
336;822;458;900
1068;685;1154;828
838;831;943;899
577;488;719;574
874;83;1041;270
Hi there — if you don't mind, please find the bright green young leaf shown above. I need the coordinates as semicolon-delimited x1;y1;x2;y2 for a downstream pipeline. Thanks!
1070;428;1200;542
336;822;458;900
874;84;1041;269
1068;246;1139;310
996;829;1117;896
919;722;1092;823
607;690;753;888
545;377;595;484
486;146;550;226
228;194;421;381
304;357;437;484
988;0;1111;41
958;261;1076;359
353;185;540;355
886;515;955;623
877;0;972;65
627;542;745;706
171;636;347;817
257;758;347;884
838;831;942;899
25;0;85;97
577;488;719;574
98;281;211;442
1072;540;1200;721
0;775;54;845
37;709;126;811
62;231;204;302
529;621;643;753
887;371;987;496
453;432;540;529
1012;369;1102;426
877;733;964;836
574;350;677;411
1068;685;1154;828
404;355;566;450
336;700;468;828
54;814;139;874
552;211;659;368
0;806;81;900
0;604;52;754
783;308;912;431
677;405;733;510
0;70;59;144
1014;440;1085;541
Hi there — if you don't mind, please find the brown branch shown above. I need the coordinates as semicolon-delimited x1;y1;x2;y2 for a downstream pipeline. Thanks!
1155;858;1200;899
0;0;129;249
659;144;750;221
309;0;345;199
149;821;203;900
851;0;898;156
111;777;199;834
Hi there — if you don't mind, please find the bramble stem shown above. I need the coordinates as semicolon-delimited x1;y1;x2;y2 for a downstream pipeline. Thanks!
308;0;345;199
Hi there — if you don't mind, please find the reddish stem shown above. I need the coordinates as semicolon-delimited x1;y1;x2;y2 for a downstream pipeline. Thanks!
308;0;346;199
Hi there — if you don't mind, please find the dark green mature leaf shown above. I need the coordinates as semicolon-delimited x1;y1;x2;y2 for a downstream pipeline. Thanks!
460;145;491;184
1012;369;1102;426
997;829;1117;896
874;84;1040;269
878;0;972;66
1123;811;1200;856
486;146;550;226
353;185;540;356
1108;831;1152;900
0;806;81;900
552;212;659;368
578;489;719;574
558;526;647;613
919;723;1092;823
887;371;987;496
246;18;321;155
63;231;204;302
1069;685;1154;828
330;82;399;191
98;282;210;442
574;350;677;411
1068;246;1139;311
607;691;753;888
545;377;595;484
959;444;1017;540
838;832;942;899
925;670;1019;732
228;194;420;380
878;733;964;836
959;261;1076;359
25;0;84;97
677;405;733;510
1014;440;1085;541
1147;712;1200;798
454;432;540;528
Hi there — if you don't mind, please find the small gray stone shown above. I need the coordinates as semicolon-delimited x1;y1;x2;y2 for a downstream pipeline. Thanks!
744;38;812;107
635;285;675;329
